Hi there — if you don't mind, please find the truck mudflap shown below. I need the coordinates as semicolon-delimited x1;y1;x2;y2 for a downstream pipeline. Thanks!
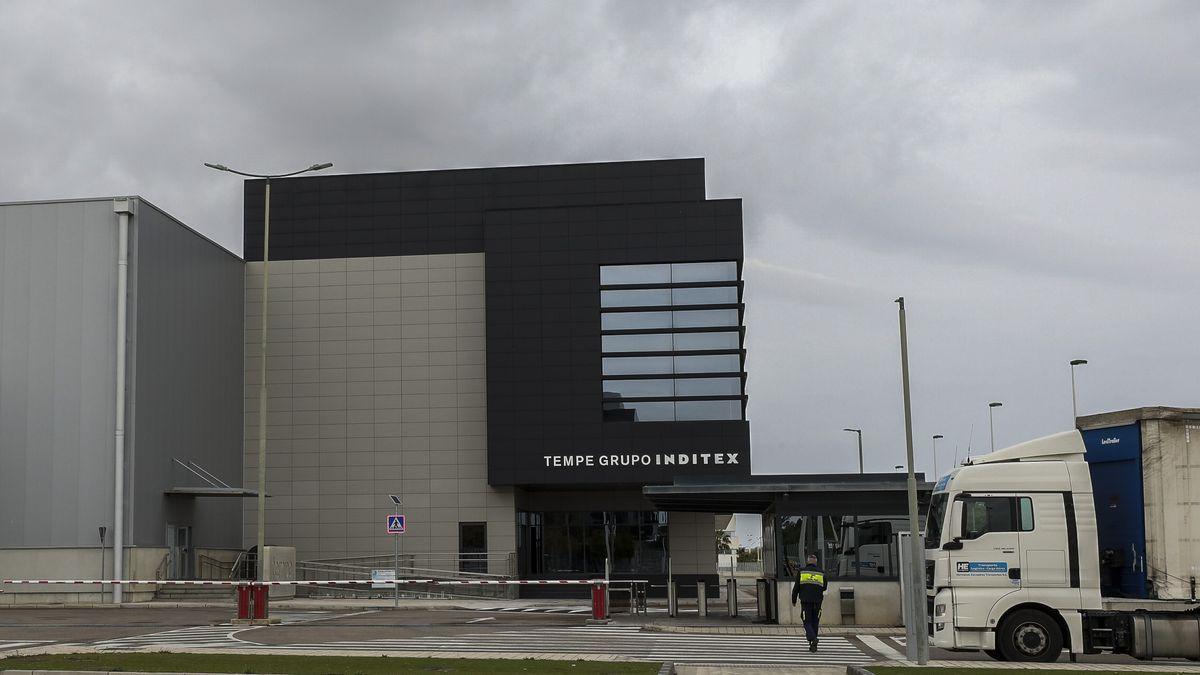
1084;609;1200;660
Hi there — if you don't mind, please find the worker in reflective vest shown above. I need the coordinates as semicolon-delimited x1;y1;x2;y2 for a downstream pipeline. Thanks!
791;553;828;652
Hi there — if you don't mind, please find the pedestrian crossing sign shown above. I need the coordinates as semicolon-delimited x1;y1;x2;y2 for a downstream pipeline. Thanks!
386;514;406;534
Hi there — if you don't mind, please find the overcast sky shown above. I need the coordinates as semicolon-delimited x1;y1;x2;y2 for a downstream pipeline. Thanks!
2;1;1196;484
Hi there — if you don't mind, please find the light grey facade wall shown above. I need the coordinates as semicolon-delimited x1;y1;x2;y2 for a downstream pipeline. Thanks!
668;511;719;575
244;253;515;568
0;200;121;548
128;201;244;549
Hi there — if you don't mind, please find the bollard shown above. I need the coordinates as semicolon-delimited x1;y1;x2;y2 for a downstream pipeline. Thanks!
697;580;707;617
756;578;769;620
236;585;251;620
667;579;678;617
251;584;269;620
727;578;738;617
591;582;608;620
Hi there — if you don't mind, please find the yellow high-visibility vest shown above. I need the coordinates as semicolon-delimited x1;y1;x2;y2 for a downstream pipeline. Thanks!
798;571;825;585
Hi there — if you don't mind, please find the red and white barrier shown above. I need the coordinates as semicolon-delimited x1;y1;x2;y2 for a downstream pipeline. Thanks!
1;578;614;586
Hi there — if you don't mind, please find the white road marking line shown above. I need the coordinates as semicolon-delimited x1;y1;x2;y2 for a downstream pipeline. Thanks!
859;634;906;660
0;641;52;650
466;617;495;624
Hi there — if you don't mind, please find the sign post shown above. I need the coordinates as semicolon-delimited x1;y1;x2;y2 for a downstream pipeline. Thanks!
386;514;406;608
98;527;107;604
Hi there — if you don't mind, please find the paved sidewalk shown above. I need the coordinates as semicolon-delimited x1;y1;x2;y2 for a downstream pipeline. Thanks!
644;621;903;636
857;659;1200;671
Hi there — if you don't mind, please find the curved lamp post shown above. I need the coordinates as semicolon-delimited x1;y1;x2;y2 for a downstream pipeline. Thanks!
204;162;332;580
1070;359;1088;427
988;402;1003;452
843;428;863;473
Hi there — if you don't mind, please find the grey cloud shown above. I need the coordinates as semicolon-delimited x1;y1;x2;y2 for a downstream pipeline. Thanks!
1;0;1196;475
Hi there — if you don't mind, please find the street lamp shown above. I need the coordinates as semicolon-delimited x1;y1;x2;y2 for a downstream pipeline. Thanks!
843;428;864;473
205;161;332;581
1070;359;1088;427
932;434;944;478
988;402;1003;452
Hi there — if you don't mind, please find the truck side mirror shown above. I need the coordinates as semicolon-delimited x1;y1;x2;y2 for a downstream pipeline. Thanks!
942;538;963;551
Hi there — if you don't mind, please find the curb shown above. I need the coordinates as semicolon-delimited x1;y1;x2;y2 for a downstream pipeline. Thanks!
658;662;675;675
846;667;873;675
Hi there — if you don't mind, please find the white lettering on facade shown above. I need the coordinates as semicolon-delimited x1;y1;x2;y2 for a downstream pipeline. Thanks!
539;452;742;470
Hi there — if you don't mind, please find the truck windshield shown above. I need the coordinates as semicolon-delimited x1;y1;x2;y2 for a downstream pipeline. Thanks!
925;493;948;549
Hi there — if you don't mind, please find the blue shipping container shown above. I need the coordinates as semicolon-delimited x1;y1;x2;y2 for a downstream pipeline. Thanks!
1082;423;1147;598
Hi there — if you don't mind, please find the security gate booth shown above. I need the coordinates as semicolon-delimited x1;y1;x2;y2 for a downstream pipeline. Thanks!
644;473;933;625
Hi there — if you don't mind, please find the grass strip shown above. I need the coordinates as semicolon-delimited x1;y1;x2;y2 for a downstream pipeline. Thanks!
0;651;660;674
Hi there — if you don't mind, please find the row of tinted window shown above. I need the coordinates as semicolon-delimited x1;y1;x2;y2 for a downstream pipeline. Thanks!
603;377;741;398
600;261;737;286
602;309;738;331
602;399;741;422
603;354;741;376
601;286;738;308
602;331;740;353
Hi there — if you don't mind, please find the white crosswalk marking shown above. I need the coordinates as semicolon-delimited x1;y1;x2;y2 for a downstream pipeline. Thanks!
859;634;905;660
278;625;873;665
93;625;240;650
0;641;53;651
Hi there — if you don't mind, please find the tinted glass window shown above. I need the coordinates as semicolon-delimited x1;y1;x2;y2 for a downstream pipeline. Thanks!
609;400;675;421
671;261;737;283
601;288;671;307
673;309;739;328
601;264;670;285
961;497;1016;539
602;334;672;352
675;377;741;396
672;286;738;305
1018;497;1034;531
673;331;740;351
602;379;674;398
602;356;673;375
602;311;671;330
674;353;741;373
675;400;741;420
925;494;948;549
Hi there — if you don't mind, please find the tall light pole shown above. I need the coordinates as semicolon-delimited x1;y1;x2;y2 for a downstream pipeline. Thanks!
1070;359;1088;427
843;428;864;473
894;297;927;664
205;161;332;580
932;434;944;478
988;402;1003;452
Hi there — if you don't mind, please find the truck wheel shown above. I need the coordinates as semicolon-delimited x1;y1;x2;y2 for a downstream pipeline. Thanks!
983;649;1007;661
997;609;1063;663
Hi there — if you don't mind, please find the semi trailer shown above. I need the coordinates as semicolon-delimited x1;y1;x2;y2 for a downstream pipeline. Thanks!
925;414;1200;662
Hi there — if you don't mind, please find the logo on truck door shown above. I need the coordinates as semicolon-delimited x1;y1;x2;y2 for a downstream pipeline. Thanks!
956;561;1008;575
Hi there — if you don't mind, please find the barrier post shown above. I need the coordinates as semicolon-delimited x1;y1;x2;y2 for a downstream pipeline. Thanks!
251;584;269;620
755;578;768;621
697;580;707;617
667;579;678;617
590;581;608;622
727;577;738;617
236;585;251;620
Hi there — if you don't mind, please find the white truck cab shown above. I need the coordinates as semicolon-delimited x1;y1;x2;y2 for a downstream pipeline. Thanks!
927;430;1200;662
926;431;1102;660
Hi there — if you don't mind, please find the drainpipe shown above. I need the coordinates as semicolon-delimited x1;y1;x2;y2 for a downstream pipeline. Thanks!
112;198;133;604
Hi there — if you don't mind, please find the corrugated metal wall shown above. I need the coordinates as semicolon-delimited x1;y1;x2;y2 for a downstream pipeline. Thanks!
129;200;244;549
0;200;120;547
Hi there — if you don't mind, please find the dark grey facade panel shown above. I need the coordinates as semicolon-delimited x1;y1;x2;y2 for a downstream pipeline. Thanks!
243;159;706;262
240;158;750;489
129;200;244;549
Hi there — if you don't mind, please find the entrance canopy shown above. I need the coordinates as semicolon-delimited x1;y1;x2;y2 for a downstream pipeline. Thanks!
642;473;933;516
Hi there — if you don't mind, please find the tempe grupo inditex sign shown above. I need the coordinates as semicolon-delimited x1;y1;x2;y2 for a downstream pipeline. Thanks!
543;451;742;469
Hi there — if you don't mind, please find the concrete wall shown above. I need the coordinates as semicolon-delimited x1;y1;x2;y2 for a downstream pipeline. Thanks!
0;200;120;548
776;579;902;626
243;253;515;571
0;547;166;605
129;200;245;549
